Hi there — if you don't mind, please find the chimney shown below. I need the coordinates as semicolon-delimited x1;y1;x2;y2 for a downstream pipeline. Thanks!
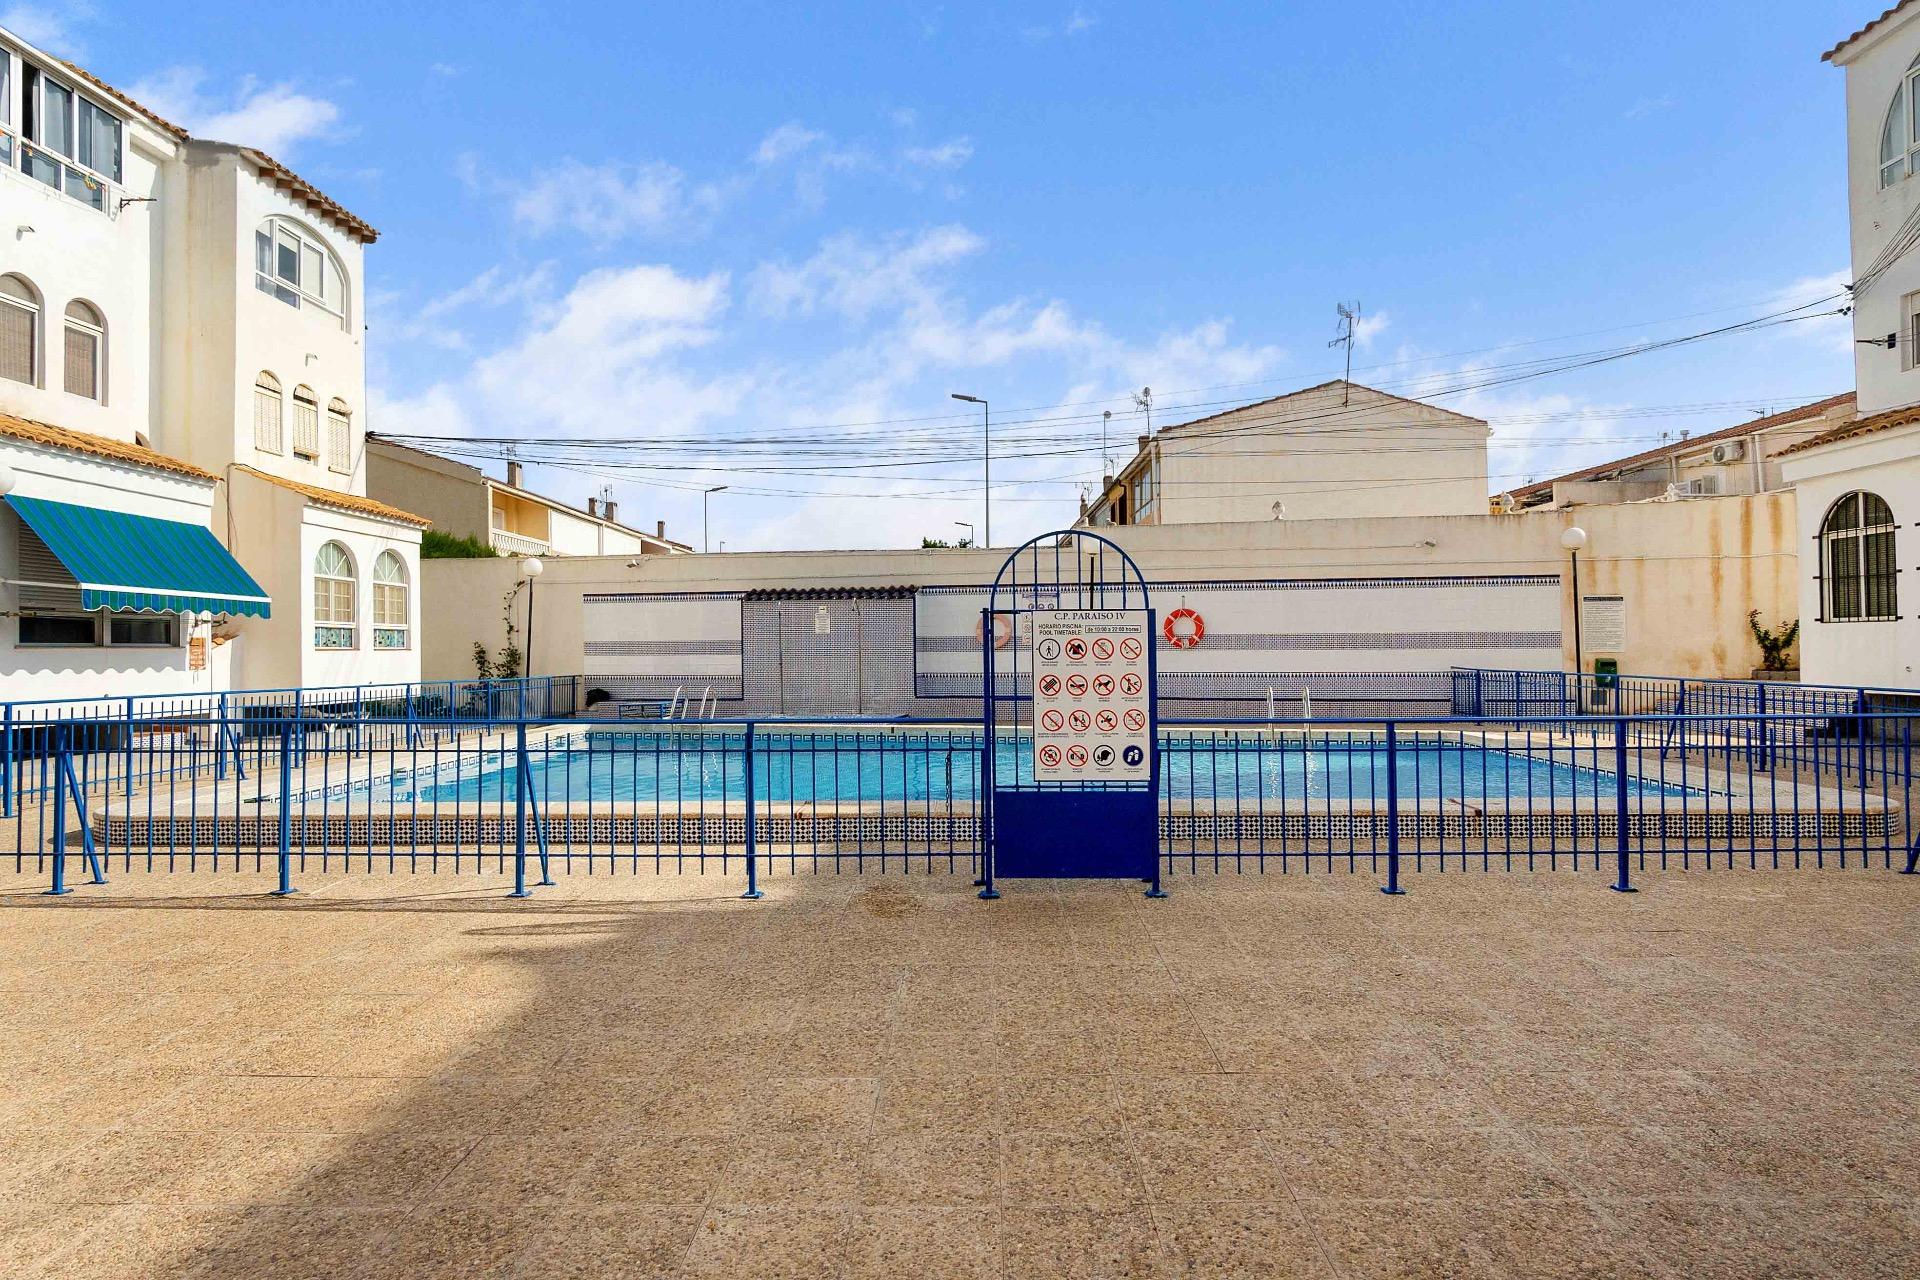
603;499;617;522
656;520;666;538
1137;435;1150;449
506;460;523;487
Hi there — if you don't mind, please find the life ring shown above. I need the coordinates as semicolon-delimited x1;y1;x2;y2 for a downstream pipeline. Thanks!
1163;608;1205;649
974;614;1014;649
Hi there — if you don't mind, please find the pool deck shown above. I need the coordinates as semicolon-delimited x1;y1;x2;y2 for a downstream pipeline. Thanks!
2;866;1917;1278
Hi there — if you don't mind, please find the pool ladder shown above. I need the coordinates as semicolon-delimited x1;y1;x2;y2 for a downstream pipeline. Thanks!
664;686;716;720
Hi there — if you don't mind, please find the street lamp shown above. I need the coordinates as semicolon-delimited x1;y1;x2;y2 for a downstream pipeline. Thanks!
519;557;543;679
703;485;728;554
1560;526;1588;701
953;521;974;547
951;394;989;547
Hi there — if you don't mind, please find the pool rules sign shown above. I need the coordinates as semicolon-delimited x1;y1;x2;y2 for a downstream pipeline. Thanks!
1032;609;1151;783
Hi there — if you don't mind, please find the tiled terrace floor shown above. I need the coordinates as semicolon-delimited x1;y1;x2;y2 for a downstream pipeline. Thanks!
1;865;1917;1278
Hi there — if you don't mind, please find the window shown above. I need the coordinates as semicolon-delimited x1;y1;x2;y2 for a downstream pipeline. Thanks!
109;614;175;646
1907;291;1920;372
313;541;356;648
0;51;11;166
1883;56;1920;188
1820;491;1899;622
0;274;37;385
326;399;352;474
372;551;409;649
18;612;177;646
1131;458;1157;520
253;218;347;326
291;385;320;459
62;300;103;400
252;372;284;453
15;62;117;210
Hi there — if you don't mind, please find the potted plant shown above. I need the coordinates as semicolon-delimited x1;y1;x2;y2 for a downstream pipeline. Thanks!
1747;610;1799;681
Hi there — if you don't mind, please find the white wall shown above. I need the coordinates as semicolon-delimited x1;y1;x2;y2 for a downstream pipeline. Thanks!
1839;7;1920;415
1781;422;1920;688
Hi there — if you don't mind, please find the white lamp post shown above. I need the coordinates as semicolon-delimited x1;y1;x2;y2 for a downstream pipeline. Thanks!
520;557;543;679
1560;526;1588;695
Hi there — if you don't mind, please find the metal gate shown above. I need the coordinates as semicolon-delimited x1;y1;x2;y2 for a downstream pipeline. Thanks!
980;531;1162;898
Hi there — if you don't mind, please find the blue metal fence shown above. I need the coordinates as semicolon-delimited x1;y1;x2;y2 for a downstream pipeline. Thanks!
11;703;1916;898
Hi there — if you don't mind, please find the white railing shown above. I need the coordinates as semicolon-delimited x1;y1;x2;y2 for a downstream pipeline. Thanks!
490;529;549;557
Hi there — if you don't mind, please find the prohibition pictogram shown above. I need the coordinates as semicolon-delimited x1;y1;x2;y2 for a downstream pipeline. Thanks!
1040;708;1065;732
1119;672;1144;696
1090;637;1115;661
1123;707;1147;732
1092;744;1116;767
1068;708;1092;732
1092;673;1116;697
1063;637;1089;661
1037;673;1062;697
1066;744;1089;768
1038;744;1063;768
1094;709;1119;732
1118;636;1144;661
1066;673;1089;697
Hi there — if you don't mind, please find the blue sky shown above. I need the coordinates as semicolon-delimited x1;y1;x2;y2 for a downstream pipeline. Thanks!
23;1;1872;549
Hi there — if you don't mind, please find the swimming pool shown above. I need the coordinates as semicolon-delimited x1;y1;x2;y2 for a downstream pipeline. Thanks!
343;729;1695;807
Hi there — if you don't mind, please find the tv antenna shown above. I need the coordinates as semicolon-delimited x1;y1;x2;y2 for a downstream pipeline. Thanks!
1101;409;1112;477
1329;302;1362;404
1132;387;1152;436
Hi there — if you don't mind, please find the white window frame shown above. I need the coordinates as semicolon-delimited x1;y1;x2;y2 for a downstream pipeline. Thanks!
0;275;39;387
18;610;178;648
254;217;347;327
14;59;119;211
312;540;357;649
62;300;104;401
371;551;410;650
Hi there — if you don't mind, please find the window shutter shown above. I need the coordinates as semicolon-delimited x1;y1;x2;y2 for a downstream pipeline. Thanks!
292;394;319;458
15;524;83;612
0;302;34;384
326;408;351;473
253;384;283;453
63;324;97;398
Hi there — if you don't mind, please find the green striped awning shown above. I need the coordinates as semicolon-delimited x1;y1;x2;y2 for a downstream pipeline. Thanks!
6;495;271;618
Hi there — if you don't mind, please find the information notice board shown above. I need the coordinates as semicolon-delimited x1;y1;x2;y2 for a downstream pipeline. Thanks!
1031;608;1151;783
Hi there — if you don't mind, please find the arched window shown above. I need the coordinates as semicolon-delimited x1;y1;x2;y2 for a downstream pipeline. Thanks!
63;300;103;401
291;385;319;460
1821;491;1898;622
372;551;409;649
1882;55;1920;187
326;398;352;474
252;372;284;453
0;274;41;385
312;541;356;649
253;217;348;327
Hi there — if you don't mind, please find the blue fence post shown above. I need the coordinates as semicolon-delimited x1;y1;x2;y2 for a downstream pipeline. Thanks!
1855;690;1871;789
741;722;763;899
1755;682;1768;772
2;701;13;819
1381;721;1405;895
46;728;70;897
123;696;135;796
1611;716;1636;893
977;607;998;900
508;719;531;898
272;720;297;896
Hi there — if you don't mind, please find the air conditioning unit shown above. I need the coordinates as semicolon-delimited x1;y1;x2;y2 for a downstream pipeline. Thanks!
1709;441;1746;465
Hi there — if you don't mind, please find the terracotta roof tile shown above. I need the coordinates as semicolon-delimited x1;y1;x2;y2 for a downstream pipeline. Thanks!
1506;392;1856;502
1824;1;1919;61
0;411;215;480
1161;380;1487;435
234;465;429;526
240;148;378;245
1776;399;1920;456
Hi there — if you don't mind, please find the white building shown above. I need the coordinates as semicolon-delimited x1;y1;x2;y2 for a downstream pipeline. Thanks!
365;439;688;558
1077;381;1489;529
1785;6;1920;689
0;27;422;701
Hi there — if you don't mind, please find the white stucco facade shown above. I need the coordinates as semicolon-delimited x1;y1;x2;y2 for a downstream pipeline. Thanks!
0;22;419;702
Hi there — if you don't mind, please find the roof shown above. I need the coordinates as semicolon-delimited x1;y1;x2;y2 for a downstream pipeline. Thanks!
234;466;430;526
1824;1;1919;61
56;59;188;139
1506;393;1857;502
0;411;216;481
1160;380;1489;436
489;477;688;548
240;148;379;245
1777;399;1920;456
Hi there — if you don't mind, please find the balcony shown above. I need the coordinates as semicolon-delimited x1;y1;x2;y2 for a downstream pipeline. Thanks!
490;529;549;557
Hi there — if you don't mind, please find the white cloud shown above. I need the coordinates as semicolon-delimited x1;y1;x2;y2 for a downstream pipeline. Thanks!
510;159;722;240
902;137;974;170
127;68;342;155
1762;268;1853;356
749;225;987;319
1351;311;1390;348
755;122;827;165
1;3;87;54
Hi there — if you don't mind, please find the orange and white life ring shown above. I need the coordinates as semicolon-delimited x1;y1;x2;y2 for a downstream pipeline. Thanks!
974;614;1014;649
1163;608;1205;649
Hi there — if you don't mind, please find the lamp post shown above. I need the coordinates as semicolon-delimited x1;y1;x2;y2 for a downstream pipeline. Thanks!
950;394;989;547
519;557;543;679
1560;526;1588;704
703;485;728;554
953;521;974;548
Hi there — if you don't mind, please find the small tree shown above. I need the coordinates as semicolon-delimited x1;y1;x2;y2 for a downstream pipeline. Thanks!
1747;609;1800;672
472;581;527;679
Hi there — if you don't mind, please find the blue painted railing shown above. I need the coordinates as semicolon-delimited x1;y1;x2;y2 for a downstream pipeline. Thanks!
11;707;1916;899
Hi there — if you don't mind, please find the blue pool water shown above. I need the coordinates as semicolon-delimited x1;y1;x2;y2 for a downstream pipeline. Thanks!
350;730;1694;806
